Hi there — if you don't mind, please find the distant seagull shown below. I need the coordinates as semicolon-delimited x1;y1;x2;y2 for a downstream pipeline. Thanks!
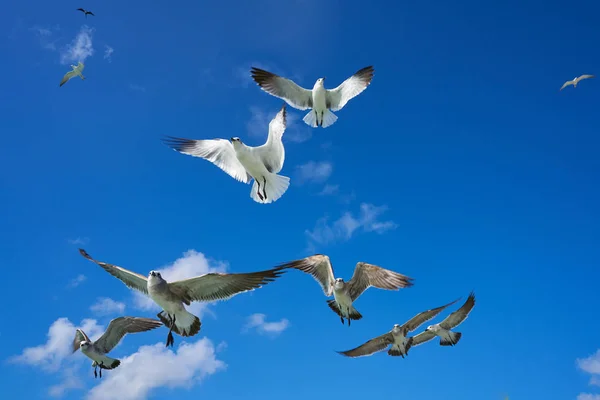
337;298;460;358
276;254;414;326
560;74;594;90
77;8;95;18
250;66;374;128
72;316;162;378
411;291;476;347
59;62;85;87
79;249;287;347
162;104;290;204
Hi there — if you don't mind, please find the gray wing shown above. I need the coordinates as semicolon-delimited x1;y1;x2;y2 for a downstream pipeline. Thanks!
162;136;252;184
337;332;394;358
167;267;286;303
347;262;414;302
94;317;163;354
250;67;313;110
71;329;90;353
60;71;76;87
560;80;575;90
79;249;149;295
326;66;374;111
254;104;287;173
275;254;335;296
578;74;594;81
411;330;436;347
402;297;461;333
439;292;476;330
77;62;85;72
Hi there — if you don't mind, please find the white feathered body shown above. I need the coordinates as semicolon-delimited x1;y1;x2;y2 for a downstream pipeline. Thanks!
303;81;337;128
148;275;199;336
81;345;120;369
234;145;269;179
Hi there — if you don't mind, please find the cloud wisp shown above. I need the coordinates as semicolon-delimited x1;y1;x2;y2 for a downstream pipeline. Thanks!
103;45;114;62
60;25;95;65
577;350;600;399
243;313;290;337
295;161;333;185
89;297;126;316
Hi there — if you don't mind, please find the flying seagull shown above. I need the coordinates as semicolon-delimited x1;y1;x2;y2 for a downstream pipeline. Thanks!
337;298;460;358
76;8;95;18
250;66;374;128
72;316;162;378
79;249;287;347
411;291;476;347
59;62;85;87
276;254;414;326
560;74;594;90
162;104;290;204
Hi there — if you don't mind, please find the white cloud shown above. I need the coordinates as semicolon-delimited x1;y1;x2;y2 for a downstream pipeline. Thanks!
128;84;146;92
577;350;600;399
67;274;86;288
104;45;114;62
246;106;312;143
243;313;289;337
306;203;397;247
30;25;61;51
318;184;339;196
90;297;126;316
86;338;226;400
68;237;89;245
578;395;600;400
296;161;333;184
60;25;94;65
48;367;83;398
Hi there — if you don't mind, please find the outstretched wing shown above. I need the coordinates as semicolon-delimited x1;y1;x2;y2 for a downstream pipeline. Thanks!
71;329;90;353
250;67;313;110
255;103;287;173
347;262;414;302
94;317;163;354
168;267;286;303
275;254;335;296
162;136;252;184
337;332;394;358
402;297;461;333
79;249;149;295
411;330;436;347
439;292;476;330
87;11;95;16
76;8;85;12
60;71;76;87
560;80;574;90
326;66;374;111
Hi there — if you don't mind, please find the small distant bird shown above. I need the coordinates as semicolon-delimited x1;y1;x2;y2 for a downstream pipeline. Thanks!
59;62;85;87
72;316;162;378
411;292;476;347
336;298;460;358
79;249;287;347
77;8;95;18
276;254;414;326
250;66;374;128
163;104;290;204
560;74;594;90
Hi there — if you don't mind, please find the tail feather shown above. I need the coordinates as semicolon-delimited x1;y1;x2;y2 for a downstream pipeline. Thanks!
387;345;404;357
303;110;318;127
440;331;461;346
157;310;201;337
325;300;362;320
348;305;363;320
320;109;338;128
250;173;290;204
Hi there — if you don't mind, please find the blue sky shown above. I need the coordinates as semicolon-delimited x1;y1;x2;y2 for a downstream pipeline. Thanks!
1;0;600;398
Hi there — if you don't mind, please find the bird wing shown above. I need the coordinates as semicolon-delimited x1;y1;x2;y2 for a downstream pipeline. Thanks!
71;329;90;353
578;74;595;81
60;71;76;87
87;12;95;16
79;249;149;295
274;254;335;296
560;80;574;90
439;292;476;330
167;267;286;303
77;62;85;72
254;104;287;173
347;262;414;302
162;136;252;184
337;332;394;358
410;330;437;347
76;8;85;12
250;67;313;110
401;297;461;333
326;66;375;111
94;317;163;354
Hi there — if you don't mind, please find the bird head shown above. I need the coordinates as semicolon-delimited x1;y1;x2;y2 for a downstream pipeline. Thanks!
229;137;242;148
392;324;401;330
425;325;438;333
80;341;91;350
315;77;326;88
148;270;163;283
334;277;344;288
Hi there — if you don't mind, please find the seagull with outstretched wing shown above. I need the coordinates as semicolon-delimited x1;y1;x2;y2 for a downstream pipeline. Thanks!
76;8;95;18
276;254;414;326
79;249;287;347
250;66;374;128
560;74;594;90
72;316;162;378
59;62;85;87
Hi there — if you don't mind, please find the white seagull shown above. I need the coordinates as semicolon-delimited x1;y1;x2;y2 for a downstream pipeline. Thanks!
163;104;290;204
250;66;374;128
60;62;85;87
72;316;163;378
560;74;594;90
79;249;287;347
411;292;476;347
336;298;460;359
276;254;414;326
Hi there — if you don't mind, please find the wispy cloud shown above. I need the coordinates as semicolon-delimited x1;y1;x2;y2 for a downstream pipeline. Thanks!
128;84;146;92
60;25;94;65
578;395;600;400
243;313;289;337
317;184;340;196
48;367;83;398
67;237;89;246
578;350;600;399
246;106;312;143
90;297;126;316
295;161;333;184
67;274;86;289
306;203;398;248
103;45;114;62
30;25;61;51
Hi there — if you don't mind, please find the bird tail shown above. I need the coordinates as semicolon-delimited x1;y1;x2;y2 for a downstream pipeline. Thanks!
302;111;318;128
440;331;461;346
387;345;404;357
320;109;338;128
157;309;201;337
250;173;290;204
348;305;363;320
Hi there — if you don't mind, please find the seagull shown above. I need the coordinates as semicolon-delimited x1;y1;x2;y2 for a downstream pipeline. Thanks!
250;66;374;128
59;62;85;87
411;291;476;347
72;316;162;378
76;8;95;18
560;74;594;90
276;254;414;326
79;248;287;347
162;104;290;204
336;298;460;358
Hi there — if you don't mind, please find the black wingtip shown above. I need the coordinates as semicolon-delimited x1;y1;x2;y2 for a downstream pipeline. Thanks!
79;248;91;259
161;136;195;153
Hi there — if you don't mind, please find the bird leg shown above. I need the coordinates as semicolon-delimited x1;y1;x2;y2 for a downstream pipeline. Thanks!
99;362;104;378
93;364;98;379
255;180;264;201
262;176;267;200
166;315;176;347
348;318;351;327
339;316;344;325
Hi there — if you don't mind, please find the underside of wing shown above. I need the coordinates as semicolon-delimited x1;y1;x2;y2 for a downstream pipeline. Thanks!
440;292;476;330
337;332;393;358
256;103;287;173
250;67;313;110
326;66;374;111
95;317;163;354
347;262;414;302
403;297;461;333
274;254;335;296
60;71;74;86
410;331;436;347
79;249;149;295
